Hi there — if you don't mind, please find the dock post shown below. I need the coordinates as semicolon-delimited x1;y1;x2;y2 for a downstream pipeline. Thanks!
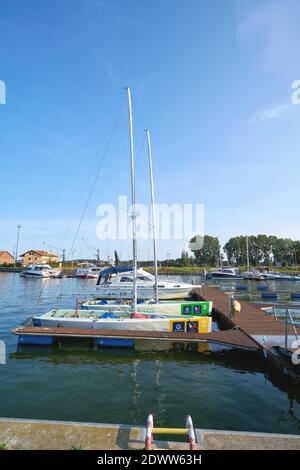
285;308;288;354
145;414;153;450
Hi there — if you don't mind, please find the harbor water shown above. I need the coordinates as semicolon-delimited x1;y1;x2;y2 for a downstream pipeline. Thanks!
0;273;299;434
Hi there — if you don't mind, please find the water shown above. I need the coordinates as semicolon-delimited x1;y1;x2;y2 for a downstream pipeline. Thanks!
0;273;299;434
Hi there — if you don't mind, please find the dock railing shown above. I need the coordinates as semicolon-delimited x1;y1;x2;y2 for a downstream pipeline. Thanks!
285;307;300;354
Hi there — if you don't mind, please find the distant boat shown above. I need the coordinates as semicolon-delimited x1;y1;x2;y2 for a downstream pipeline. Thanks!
76;263;105;279
242;271;265;281
21;264;61;278
206;268;243;279
262;271;300;281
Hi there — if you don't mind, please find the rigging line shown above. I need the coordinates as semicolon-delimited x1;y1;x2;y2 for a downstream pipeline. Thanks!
67;94;126;261
58;92;125;255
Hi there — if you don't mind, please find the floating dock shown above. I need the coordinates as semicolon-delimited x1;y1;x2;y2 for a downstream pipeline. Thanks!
12;286;300;382
0;417;299;450
13;325;259;350
195;286;300;382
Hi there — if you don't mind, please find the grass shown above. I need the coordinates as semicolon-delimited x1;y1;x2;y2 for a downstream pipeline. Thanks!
70;444;84;450
0;442;8;450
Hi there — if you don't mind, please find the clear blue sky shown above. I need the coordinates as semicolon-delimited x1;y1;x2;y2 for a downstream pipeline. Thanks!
0;0;299;261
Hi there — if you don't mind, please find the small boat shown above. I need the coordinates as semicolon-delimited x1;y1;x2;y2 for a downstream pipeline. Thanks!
32;308;212;333
76;263;105;279
206;268;243;279
21;264;62;278
262;271;300;281
95;266;201;300
81;299;212;316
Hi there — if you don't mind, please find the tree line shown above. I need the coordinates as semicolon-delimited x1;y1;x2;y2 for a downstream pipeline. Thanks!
188;235;300;267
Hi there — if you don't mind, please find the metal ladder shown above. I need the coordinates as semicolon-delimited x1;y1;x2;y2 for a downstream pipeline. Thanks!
145;414;196;450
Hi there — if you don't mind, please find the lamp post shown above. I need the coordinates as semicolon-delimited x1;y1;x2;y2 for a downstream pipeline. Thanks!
14;224;22;267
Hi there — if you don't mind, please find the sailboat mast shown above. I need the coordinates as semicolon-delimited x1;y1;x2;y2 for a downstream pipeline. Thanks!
125;87;137;312
145;129;158;303
246;235;250;272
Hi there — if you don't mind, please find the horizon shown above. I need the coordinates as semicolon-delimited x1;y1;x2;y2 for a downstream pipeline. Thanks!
1;0;300;260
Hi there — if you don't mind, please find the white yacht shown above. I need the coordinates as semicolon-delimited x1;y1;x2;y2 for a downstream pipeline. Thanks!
21;264;62;278
76;263;104;279
95;266;201;300
206;268;243;279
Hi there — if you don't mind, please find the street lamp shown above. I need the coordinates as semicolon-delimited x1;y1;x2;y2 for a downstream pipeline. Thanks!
14;224;22;267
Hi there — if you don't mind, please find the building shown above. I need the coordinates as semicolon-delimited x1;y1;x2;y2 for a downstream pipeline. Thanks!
20;250;59;266
0;251;15;266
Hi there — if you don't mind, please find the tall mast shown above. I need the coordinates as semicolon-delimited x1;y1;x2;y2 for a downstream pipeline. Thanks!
145;129;158;303
125;87;137;312
246;235;250;271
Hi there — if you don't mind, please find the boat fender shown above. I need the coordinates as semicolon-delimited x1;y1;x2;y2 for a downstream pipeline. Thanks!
231;299;241;314
130;313;151;319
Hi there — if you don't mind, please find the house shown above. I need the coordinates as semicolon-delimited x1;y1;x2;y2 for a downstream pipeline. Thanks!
20;250;59;266
0;251;15;266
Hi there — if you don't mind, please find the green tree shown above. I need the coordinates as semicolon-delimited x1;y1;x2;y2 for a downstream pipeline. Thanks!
181;250;193;266
189;235;220;266
224;236;248;265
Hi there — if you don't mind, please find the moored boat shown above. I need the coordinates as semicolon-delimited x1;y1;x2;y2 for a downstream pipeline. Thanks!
76;263;105;279
206;268;243;279
32;308;212;333
95;266;201;300
81;299;212;316
21;264;62;278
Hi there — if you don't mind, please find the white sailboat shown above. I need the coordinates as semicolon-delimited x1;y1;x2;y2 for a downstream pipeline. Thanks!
94;128;201;301
32;88;211;335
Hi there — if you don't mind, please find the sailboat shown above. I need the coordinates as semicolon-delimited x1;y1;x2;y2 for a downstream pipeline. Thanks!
31;88;212;334
93;129;201;301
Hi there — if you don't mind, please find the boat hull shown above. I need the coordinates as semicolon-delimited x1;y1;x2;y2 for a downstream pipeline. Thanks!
33;309;212;333
94;286;200;300
206;273;243;279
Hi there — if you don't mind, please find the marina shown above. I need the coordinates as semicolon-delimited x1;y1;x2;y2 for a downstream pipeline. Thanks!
1;1;300;455
0;272;299;442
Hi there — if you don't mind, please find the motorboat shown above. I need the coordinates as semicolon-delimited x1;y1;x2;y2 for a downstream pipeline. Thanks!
81;298;213;316
261;271;300;281
21;264;62;278
95;266;201;300
32;308;212;333
206;268;243;279
76;263;105;279
242;271;265;281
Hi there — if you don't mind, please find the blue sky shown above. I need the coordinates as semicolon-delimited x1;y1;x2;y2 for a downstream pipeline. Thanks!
0;0;300;261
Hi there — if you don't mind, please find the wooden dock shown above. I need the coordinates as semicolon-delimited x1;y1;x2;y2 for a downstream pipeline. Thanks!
13;325;259;350
193;286;300;382
12;285;300;382
196;286;300;337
